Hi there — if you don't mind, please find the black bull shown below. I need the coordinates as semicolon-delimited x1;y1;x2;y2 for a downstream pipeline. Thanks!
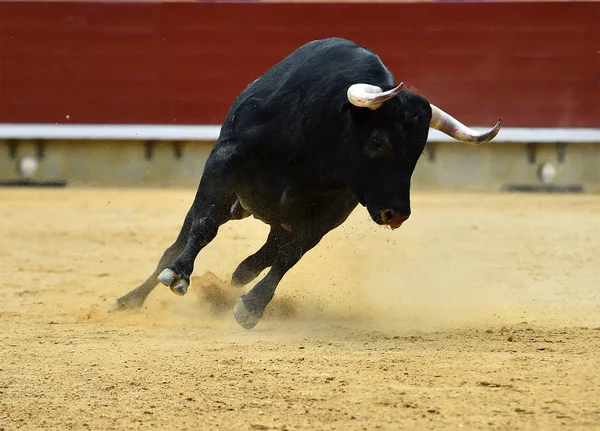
112;37;502;329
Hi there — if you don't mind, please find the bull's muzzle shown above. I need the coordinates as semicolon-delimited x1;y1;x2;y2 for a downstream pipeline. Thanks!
376;209;410;230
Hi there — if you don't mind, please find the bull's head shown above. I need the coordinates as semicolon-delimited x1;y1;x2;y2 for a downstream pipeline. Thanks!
345;82;502;229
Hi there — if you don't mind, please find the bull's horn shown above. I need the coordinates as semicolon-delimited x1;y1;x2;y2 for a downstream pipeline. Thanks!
430;104;502;144
347;83;404;110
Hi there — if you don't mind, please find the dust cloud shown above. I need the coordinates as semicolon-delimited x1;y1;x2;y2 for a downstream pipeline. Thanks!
81;188;599;333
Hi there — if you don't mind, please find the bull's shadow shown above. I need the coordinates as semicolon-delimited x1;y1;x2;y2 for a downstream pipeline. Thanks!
110;37;501;330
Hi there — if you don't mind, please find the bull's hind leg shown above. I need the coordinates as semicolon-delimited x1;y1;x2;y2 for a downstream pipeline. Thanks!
157;186;235;296
110;212;194;311
111;149;237;310
230;225;287;287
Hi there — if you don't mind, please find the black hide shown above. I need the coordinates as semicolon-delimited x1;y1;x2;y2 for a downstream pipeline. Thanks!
114;37;435;329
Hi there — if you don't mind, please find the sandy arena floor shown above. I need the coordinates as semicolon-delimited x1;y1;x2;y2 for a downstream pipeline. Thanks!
0;187;599;430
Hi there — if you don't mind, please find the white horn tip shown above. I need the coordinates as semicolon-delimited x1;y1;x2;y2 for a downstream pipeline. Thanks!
476;117;503;144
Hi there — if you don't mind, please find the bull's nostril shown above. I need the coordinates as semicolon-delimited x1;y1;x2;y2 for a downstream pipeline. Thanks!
382;210;394;222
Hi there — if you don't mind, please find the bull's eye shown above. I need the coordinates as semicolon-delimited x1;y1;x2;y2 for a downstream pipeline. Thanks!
367;133;392;159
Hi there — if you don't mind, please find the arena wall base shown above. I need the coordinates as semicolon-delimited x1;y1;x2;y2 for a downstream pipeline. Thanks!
412;141;599;193
0;140;213;188
1;138;599;192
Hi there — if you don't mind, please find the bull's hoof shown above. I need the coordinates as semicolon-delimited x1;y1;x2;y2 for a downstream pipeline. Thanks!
170;281;189;296
108;300;126;313
108;300;128;313
158;268;189;296
108;294;144;313
158;268;177;286
233;299;261;330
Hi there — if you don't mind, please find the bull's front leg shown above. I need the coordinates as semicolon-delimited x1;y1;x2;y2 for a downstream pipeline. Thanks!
233;230;324;330
231;225;287;287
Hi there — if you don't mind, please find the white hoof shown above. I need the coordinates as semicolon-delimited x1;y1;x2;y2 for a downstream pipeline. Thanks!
233;299;261;330
158;268;189;296
158;268;176;286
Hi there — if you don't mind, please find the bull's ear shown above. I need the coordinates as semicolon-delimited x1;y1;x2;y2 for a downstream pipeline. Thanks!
341;101;372;125
340;101;352;113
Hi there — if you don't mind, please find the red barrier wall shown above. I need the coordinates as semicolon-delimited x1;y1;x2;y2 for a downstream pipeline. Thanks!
0;1;598;127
